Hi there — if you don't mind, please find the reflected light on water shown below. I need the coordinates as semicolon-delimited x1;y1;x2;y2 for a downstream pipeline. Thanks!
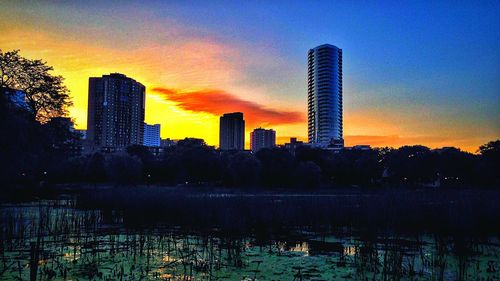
162;255;176;263
290;242;309;255
344;245;356;256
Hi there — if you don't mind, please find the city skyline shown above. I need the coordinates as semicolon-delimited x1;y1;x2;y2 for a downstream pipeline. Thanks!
1;1;499;152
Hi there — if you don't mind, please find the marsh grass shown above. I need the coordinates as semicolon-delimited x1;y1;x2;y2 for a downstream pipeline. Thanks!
1;187;499;280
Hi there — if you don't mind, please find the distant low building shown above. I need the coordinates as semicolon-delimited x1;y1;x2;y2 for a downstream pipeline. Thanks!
250;128;276;152
160;138;177;147
147;146;164;157
144;123;160;147
348;145;372;151
283;137;306;156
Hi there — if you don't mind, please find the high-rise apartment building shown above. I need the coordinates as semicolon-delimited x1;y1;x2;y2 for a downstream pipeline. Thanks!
143;123;160;147
219;112;245;150
250;128;276;152
87;73;145;149
307;44;343;148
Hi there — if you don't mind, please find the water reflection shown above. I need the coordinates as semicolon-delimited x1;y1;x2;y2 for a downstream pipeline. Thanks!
0;200;498;280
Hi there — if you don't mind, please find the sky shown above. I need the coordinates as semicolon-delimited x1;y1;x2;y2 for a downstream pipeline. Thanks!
0;0;499;152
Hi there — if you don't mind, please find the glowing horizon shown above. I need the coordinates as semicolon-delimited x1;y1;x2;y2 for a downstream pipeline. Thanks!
1;1;498;152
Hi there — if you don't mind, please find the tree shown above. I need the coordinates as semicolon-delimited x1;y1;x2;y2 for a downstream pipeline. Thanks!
85;152;107;184
224;152;261;187
49;156;88;183
296;146;333;170
0;49;72;122
329;149;382;186
0;90;41;184
384;145;437;185
478;140;500;185
105;153;143;185
126;145;155;179
479;140;500;157
255;148;295;187
161;138;222;185
434;147;475;186
294;161;321;189
41;117;80;157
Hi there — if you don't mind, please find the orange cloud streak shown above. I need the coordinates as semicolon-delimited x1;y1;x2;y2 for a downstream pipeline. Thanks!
152;87;305;127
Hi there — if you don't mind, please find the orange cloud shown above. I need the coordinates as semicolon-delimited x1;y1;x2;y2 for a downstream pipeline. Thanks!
152;87;305;127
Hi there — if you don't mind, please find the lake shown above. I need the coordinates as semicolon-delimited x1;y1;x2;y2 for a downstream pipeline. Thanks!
0;194;499;280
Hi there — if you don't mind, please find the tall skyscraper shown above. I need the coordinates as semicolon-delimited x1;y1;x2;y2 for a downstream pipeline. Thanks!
250;128;276;152
307;44;344;148
87;73;145;149
143;123;161;147
219;112;245;150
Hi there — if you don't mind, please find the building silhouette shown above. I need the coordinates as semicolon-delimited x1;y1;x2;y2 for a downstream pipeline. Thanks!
87;73;145;150
160;138;177;148
307;44;344;148
283;137;305;156
250;128;276;152
219;112;245;150
144;123;160;147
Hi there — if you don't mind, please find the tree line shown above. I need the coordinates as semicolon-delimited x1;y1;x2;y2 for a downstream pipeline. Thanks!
3;126;498;189
46;139;498;188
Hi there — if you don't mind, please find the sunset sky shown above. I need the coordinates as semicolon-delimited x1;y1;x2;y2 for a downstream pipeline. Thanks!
1;1;499;152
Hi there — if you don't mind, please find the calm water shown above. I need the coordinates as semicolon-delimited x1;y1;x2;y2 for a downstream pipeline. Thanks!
0;199;499;281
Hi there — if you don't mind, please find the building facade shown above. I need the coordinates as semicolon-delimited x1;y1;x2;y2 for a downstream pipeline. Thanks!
250;128;276;152
219;112;245;150
307;44;344;148
87;73;145;149
143;123;161;147
1;87;30;111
